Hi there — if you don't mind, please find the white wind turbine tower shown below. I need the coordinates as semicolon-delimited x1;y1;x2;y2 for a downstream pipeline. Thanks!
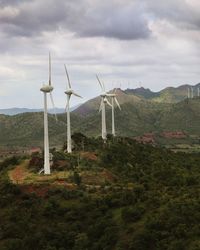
96;75;112;141
107;89;121;136
40;53;57;175
64;65;82;153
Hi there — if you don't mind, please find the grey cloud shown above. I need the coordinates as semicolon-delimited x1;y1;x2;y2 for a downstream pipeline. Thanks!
1;0;200;41
76;3;150;40
145;0;200;30
0;0;151;40
0;0;68;36
0;0;29;7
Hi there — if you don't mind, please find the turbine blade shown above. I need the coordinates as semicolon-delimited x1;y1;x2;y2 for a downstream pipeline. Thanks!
114;97;121;110
64;64;72;89
49;52;51;86
96;74;104;91
50;92;57;121
65;102;68;112
99;99;103;112
102;81;106;92
72;91;82;98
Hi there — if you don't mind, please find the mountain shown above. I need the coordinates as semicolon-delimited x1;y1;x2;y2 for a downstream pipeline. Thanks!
1;82;199;117
152;85;190;103
1;83;200;148
0;113;65;148
75;88;143;116
0;104;81;116
159;97;200;133
1;96;200;148
124;83;200;103
125;87;158;99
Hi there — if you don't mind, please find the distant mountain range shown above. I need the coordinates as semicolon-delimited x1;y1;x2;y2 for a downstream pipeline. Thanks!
0;83;200;148
125;83;200;103
74;83;200;115
0;104;81;116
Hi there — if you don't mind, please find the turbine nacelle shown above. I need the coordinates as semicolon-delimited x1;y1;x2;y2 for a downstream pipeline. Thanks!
40;84;54;93
100;92;107;98
65;89;73;95
106;93;116;97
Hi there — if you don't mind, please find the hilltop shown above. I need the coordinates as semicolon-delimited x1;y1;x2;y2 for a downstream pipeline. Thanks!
124;82;200;103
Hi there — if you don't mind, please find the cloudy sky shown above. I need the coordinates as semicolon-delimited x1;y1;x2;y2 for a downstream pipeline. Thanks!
0;0;200;108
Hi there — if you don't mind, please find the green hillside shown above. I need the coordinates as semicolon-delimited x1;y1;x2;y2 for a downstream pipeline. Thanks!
159;97;200;133
152;86;189;103
125;83;200;103
0;113;65;148
0;137;199;249
75;88;143;116
1;97;200;148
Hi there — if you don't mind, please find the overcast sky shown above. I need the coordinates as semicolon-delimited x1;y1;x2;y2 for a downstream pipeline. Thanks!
0;0;200;108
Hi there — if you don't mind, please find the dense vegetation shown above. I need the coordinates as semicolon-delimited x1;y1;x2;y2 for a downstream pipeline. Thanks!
0;135;200;249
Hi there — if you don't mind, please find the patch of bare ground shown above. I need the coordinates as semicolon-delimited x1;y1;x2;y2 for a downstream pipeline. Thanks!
52;180;77;189
9;160;29;184
81;169;117;185
80;151;98;161
20;185;49;197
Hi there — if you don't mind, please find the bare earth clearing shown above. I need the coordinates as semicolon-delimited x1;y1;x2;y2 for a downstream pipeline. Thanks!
8;159;119;196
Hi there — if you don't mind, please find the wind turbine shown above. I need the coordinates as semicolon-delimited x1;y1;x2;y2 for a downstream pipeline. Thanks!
40;53;57;175
188;87;190;99
191;87;194;98
64;65;82;153
107;89;121;136
96;75;112;141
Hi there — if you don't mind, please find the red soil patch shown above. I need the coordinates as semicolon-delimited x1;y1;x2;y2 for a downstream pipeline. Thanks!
80;151;98;161
134;133;155;144
53;180;77;189
82;169;118;185
20;182;77;197
161;131;186;139
10;165;29;184
101;169;118;182
20;185;49;197
56;160;68;167
81;172;103;185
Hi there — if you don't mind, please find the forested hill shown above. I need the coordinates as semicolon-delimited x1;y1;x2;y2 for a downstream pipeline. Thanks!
124;82;200;103
0;136;199;249
74;82;200;116
1;97;200;148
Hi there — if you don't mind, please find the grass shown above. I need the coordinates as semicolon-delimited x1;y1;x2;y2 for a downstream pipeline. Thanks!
8;160;117;188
